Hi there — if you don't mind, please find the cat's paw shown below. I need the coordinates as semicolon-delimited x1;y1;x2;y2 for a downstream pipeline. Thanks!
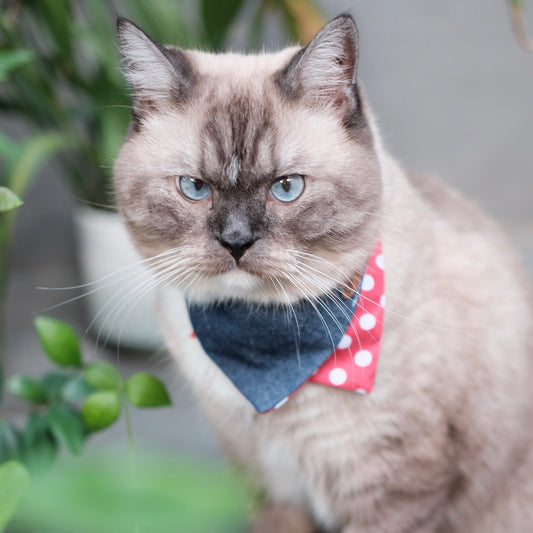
251;505;317;533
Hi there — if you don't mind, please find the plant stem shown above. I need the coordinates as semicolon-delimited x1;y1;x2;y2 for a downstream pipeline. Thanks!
122;394;136;479
0;211;15;405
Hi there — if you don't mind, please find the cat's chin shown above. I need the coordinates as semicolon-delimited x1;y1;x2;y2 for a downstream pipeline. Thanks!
180;268;315;305
182;269;271;304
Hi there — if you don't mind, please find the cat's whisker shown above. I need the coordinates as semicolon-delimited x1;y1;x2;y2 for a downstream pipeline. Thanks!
91;257;193;349
293;259;352;295
173;268;204;295
37;246;185;292
83;254;187;334
294;267;358;333
270;274;302;368
295;264;381;347
93;260;185;348
284;271;339;355
109;262;196;351
289;263;366;351
292;250;463;331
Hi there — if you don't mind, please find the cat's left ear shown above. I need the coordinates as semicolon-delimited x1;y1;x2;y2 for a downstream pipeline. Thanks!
117;18;195;118
277;14;359;114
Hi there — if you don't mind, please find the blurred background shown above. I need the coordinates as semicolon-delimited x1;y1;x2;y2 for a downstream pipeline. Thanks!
1;0;532;531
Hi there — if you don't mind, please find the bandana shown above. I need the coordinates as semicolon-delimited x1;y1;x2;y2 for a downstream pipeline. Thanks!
187;241;384;413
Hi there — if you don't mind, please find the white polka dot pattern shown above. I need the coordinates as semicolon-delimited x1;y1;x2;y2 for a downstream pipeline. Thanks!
310;240;385;397
329;368;347;386
337;334;353;350
362;274;375;291
355;350;373;367
359;313;376;331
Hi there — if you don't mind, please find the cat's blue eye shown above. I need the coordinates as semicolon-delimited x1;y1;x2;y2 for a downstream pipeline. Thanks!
270;174;305;203
177;176;211;201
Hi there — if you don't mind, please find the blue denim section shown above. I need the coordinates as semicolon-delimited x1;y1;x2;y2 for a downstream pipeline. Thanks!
187;287;361;413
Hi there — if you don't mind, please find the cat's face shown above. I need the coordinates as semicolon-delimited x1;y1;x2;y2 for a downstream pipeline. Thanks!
114;15;382;304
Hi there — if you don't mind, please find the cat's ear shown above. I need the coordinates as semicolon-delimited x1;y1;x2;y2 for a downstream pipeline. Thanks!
117;18;194;117
277;14;358;114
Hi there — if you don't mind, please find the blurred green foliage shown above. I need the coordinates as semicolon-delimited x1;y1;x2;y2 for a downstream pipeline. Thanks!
11;451;250;533
0;315;174;531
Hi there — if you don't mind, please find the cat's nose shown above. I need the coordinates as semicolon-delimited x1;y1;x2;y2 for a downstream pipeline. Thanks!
217;232;257;261
215;210;261;261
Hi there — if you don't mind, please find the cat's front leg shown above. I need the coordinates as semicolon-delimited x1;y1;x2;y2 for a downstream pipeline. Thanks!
251;505;317;533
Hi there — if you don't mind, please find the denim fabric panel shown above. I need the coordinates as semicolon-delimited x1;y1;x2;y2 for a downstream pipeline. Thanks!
187;288;360;412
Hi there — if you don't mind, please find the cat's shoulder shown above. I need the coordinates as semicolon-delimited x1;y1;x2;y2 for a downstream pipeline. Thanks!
406;171;492;233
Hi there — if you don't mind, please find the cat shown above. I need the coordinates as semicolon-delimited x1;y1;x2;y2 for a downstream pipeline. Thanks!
113;13;533;533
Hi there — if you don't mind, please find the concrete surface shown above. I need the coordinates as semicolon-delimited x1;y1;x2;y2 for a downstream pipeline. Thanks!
4;1;533;460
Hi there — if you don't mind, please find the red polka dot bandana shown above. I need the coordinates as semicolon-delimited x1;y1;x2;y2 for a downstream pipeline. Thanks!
307;241;384;397
187;241;385;413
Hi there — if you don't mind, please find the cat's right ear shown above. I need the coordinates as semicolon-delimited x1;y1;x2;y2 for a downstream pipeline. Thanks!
117;18;195;119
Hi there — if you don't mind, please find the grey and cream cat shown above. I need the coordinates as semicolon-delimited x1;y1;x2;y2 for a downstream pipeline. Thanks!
114;14;533;533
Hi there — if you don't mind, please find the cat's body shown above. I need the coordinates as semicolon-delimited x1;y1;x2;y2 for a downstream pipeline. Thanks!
114;15;533;532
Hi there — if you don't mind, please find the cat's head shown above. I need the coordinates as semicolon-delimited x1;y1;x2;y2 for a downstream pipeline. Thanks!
114;14;382;304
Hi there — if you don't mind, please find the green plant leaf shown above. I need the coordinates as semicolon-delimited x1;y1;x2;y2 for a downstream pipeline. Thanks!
61;375;95;402
0;49;34;81
200;0;246;49
0;187;23;213
0;421;23;464
7;133;71;198
7;375;47;404
0;132;23;165
22;414;58;474
34;316;82;368
84;362;122;391
81;391;121;432
40;372;70;402
125;373;171;408
47;405;85;456
0;461;30;532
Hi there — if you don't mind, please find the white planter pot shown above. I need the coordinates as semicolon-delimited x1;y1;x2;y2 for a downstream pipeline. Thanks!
74;205;163;350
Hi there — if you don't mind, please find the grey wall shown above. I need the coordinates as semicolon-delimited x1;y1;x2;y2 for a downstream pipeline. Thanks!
321;2;533;225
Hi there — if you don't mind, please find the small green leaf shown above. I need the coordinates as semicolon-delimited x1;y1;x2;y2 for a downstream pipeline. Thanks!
34;316;82;368
47;405;85;456
22;414;58;474
84;361;122;391
0;461;30;531
0;187;23;213
0;422;23;464
40;372;70;402
125;373;171;408
7;375;47;404
82;391;121;432
61;375;95;402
